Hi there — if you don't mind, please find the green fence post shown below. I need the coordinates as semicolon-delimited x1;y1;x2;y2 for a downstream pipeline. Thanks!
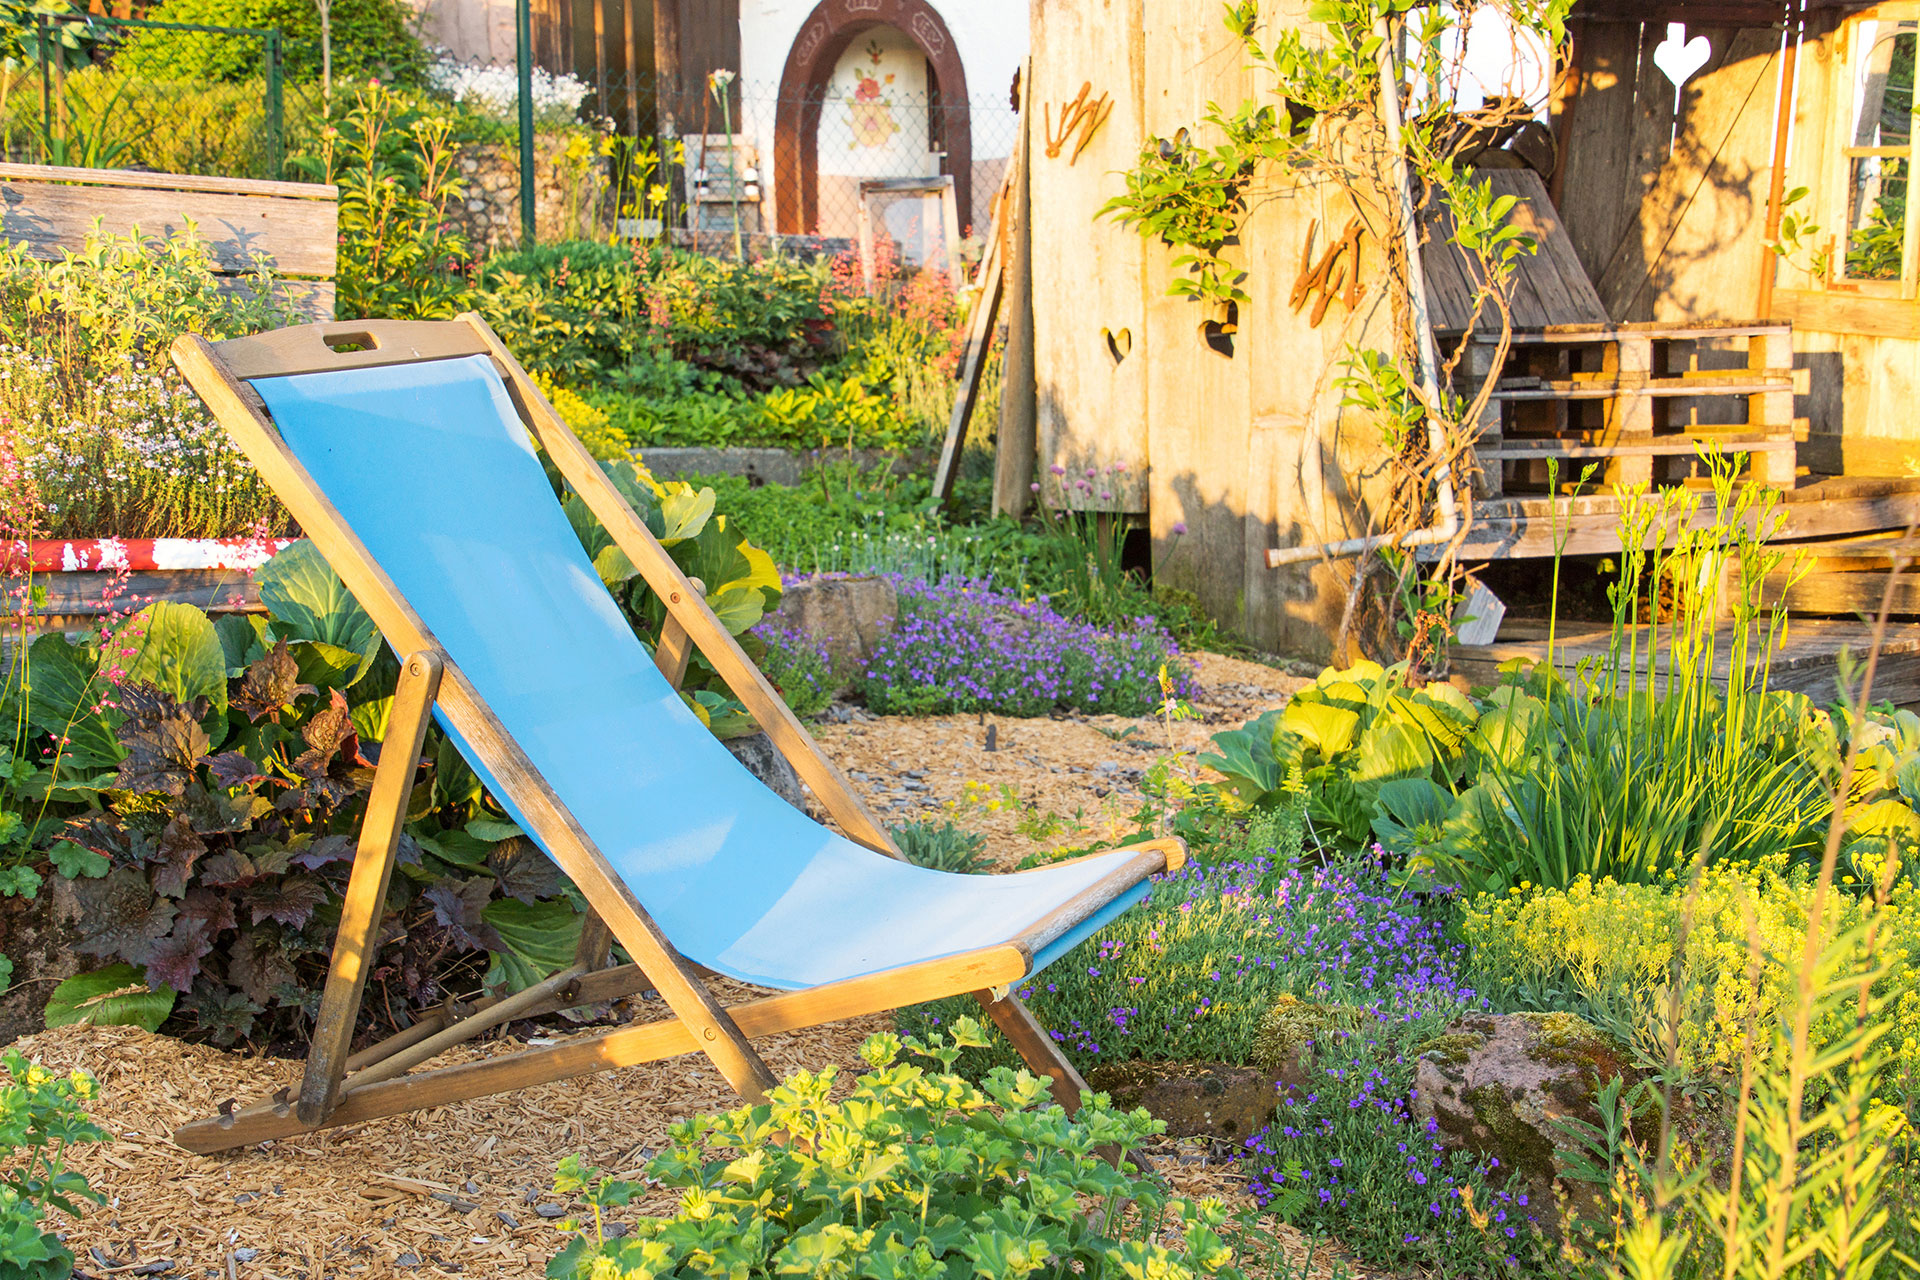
36;14;51;163
516;0;535;244
265;29;284;180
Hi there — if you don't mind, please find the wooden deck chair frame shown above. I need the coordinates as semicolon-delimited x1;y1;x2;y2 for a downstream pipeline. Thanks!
168;315;1184;1155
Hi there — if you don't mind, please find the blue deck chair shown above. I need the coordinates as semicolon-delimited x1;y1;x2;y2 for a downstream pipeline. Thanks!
170;317;1183;1153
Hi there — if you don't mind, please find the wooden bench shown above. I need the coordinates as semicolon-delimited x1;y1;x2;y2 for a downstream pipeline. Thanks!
0;162;338;318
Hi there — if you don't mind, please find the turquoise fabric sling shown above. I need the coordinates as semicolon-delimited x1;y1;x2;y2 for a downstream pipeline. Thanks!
253;355;1152;992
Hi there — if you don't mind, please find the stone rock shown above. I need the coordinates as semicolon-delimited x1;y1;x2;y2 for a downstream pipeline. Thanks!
774;576;899;687
723;732;807;813
641;447;804;487
1085;1060;1285;1141
1412;1011;1638;1231
1251;995;1371;1088
0;876;84;1045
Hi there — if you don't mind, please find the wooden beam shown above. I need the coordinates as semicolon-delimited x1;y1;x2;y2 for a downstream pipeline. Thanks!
1772;288;1920;339
992;82;1036;520
933;172;1010;502
174;943;1027;1153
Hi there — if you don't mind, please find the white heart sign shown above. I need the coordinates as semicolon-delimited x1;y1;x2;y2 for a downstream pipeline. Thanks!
1653;23;1712;89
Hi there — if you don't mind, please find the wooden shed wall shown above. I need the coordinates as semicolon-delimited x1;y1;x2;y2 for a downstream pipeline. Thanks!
1025;0;1400;655
1556;18;1784;325
1771;7;1920;477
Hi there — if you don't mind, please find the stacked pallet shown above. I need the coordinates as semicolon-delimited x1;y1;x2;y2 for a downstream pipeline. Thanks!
1448;322;1798;497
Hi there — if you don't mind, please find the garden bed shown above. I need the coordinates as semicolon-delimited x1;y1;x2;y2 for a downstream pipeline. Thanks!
19;653;1332;1280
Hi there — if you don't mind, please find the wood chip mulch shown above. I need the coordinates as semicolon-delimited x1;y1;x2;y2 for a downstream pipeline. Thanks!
15;650;1354;1280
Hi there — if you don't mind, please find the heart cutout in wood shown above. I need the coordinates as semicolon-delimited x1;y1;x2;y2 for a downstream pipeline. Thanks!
1103;326;1133;363
1653;23;1711;89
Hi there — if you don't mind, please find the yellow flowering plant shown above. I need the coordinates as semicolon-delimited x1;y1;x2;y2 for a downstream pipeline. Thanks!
0;1050;105;1279
1462;862;1920;1090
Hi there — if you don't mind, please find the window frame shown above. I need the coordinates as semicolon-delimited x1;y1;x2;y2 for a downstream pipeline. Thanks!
1830;4;1920;296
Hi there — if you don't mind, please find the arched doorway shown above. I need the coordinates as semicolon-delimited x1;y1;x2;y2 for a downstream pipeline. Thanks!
773;0;971;236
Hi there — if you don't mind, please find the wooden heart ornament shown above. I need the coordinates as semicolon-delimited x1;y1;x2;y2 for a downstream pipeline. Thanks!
1653;23;1711;89
1102;326;1132;363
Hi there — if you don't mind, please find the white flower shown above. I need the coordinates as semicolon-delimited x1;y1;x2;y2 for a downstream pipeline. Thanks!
427;55;590;128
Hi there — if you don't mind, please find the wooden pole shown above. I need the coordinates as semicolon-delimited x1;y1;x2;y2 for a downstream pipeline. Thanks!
1757;10;1801;319
296;651;443;1125
992;76;1036;520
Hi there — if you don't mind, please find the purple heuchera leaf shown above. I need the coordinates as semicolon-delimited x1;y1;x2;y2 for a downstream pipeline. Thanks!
242;875;329;929
177;886;238;935
204;751;268;791
73;868;178;961
141;917;213;991
422;877;505;952
233;640;316;724
290;833;357;872
149;816;208;900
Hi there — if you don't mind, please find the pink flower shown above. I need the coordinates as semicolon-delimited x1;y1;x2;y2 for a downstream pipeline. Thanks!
1172;522;1188;535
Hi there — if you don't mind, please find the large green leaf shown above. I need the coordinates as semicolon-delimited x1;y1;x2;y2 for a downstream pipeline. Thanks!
1470;697;1544;769
24;634;120;770
1201;710;1284;804
657;486;717;545
1373;777;1453;842
122;601;228;717
1351;719;1435;784
483;897;582;993
214;613;269;676
44;964;175;1031
706;584;767;635
257;540;378;656
1278;699;1360;760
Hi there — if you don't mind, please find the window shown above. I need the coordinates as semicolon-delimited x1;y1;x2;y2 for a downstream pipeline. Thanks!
1839;12;1919;288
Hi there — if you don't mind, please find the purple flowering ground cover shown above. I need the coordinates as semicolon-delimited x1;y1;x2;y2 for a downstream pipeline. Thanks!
899;850;1550;1273
854;576;1198;718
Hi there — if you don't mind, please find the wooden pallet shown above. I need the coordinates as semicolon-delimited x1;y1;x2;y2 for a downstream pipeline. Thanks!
1446;321;1796;497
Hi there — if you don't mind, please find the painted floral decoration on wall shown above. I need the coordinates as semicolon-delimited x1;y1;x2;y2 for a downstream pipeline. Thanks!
844;37;901;150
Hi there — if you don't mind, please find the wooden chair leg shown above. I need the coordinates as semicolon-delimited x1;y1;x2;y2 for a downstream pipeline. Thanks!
296;652;444;1125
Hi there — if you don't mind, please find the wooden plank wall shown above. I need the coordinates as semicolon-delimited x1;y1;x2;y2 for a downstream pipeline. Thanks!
0;163;337;319
1141;3;1253;625
1772;9;1920;476
1028;0;1150;513
1024;0;1402;657
1560;19;1783;325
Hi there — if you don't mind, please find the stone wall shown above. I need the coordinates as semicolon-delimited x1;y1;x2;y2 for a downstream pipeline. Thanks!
452;132;612;252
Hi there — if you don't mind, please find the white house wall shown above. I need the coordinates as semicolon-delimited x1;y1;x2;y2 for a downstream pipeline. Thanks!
738;0;1027;235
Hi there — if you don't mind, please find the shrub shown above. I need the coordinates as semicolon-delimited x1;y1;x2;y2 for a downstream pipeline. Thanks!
49;553;584;1046
750;621;835;720
0;227;291;539
891;819;989;873
857;577;1196;718
296;82;474;321
549;1024;1252;1280
118;0;426;86
0;1052;105;1280
1461;864;1920;1090
426;54;586;128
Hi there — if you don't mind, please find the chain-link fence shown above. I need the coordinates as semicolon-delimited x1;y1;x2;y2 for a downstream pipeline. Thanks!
0;13;317;178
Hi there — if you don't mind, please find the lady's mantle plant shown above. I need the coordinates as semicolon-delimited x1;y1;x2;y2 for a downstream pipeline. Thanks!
0;1051;105;1279
549;1023;1247;1280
